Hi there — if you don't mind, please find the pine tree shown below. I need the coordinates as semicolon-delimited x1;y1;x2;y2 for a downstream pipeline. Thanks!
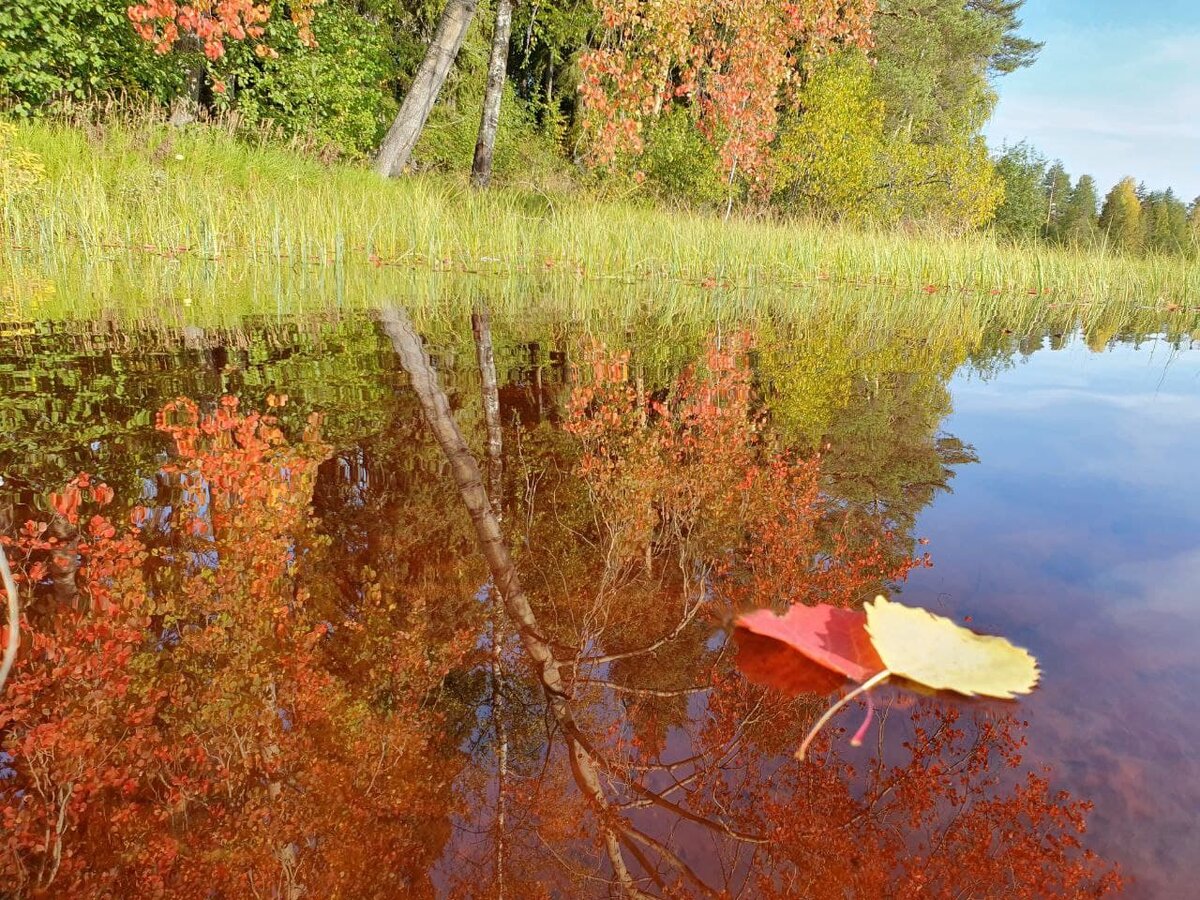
1041;161;1072;242
1141;189;1190;255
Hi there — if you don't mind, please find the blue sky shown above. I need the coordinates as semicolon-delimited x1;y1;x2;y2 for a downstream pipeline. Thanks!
984;0;1200;202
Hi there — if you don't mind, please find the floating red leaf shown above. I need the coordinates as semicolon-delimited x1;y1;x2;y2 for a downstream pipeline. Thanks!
735;604;885;684
734;628;847;696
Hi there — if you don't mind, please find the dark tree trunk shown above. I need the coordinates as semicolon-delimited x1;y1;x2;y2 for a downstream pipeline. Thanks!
470;0;514;188
375;0;479;178
169;38;205;127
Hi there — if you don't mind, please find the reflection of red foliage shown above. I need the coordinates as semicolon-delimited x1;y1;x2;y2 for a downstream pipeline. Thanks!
0;397;467;895
566;337;916;608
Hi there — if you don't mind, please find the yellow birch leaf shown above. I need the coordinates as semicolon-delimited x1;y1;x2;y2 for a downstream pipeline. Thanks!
864;596;1040;699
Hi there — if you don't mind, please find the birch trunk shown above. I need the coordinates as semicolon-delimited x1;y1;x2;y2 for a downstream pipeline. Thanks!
470;0;514;188
375;0;479;177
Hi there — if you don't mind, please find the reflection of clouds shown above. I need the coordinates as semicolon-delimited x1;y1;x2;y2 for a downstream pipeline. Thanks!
953;386;1200;419
1100;546;1200;623
907;338;1200;895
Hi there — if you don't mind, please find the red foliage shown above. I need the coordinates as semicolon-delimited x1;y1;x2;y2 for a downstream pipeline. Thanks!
579;0;876;183
127;0;321;60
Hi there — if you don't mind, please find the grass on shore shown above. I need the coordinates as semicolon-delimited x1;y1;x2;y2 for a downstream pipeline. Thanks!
2;117;1198;305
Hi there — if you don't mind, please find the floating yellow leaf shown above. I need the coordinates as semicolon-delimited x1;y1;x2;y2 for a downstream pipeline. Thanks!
864;595;1040;699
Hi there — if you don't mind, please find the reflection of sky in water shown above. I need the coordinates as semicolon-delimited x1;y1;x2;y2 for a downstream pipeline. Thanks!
905;334;1200;898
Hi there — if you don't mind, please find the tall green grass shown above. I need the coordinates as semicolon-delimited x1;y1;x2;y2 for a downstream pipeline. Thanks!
3;118;1198;305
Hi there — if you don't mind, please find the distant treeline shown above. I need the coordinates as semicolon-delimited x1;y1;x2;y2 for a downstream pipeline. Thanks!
0;0;1195;251
993;144;1199;257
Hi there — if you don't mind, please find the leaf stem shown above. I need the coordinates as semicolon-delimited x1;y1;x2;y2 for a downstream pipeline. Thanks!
795;669;890;761
850;688;875;747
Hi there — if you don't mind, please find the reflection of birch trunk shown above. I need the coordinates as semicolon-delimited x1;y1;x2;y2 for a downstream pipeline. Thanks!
490;592;508;898
472;309;504;509
380;307;646;898
0;543;20;694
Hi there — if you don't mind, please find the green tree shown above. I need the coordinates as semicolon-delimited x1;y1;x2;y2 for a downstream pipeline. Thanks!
965;0;1044;73
1140;188;1190;255
872;0;1040;145
1059;174;1100;246
771;51;885;220
1041;161;1072;242
1099;177;1143;253
992;142;1048;239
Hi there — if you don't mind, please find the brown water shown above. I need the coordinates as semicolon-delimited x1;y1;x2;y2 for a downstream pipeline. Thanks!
0;301;1196;897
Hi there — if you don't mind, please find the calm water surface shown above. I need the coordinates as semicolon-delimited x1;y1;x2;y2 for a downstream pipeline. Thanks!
0;299;1195;897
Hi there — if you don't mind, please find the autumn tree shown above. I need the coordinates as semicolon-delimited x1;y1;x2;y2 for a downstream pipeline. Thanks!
1099;177;1143;253
578;0;876;193
126;0;321;121
771;51;885;219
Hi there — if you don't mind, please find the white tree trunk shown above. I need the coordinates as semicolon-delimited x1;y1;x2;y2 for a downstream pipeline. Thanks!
375;0;479;178
470;0;514;188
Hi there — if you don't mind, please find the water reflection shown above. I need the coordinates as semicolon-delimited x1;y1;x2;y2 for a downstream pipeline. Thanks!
0;306;1136;896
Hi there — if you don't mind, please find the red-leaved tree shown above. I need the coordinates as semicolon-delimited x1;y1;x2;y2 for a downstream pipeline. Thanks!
127;0;321;62
579;0;876;187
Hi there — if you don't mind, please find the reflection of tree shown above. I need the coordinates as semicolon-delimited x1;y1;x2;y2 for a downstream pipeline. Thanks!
0;308;1122;897
820;369;978;571
390;314;1118;897
0;395;471;897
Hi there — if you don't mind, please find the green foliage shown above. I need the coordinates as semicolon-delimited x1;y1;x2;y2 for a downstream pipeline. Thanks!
0;0;182;114
215;3;397;157
1140;189;1190;256
872;0;1035;145
639;107;727;207
1058;174;1099;247
771;52;884;220
1099;177;1143;253
992;143;1048;239
878;133;1002;230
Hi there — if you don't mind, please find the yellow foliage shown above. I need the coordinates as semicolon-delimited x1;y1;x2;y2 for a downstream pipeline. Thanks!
771;52;885;220
865;595;1040;699
0;122;45;202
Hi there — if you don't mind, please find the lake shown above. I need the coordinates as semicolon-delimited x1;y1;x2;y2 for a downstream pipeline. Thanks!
0;276;1195;897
